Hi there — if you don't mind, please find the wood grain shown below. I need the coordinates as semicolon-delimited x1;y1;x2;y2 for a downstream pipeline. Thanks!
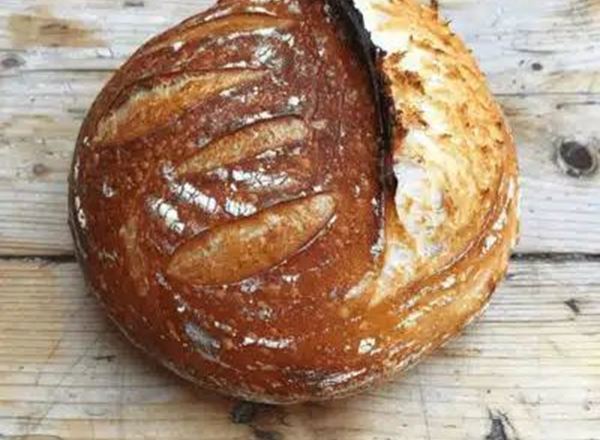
0;259;598;439
1;0;599;94
1;0;599;256
0;1;599;438
1;76;598;255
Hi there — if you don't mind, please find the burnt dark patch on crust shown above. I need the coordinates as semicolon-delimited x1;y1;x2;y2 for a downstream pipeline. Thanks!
324;0;397;190
323;0;398;284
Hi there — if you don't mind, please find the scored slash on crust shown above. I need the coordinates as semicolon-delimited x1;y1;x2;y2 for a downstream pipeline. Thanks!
94;69;268;146
70;0;519;404
176;116;308;176
143;126;319;288
166;193;336;285
94;7;334;288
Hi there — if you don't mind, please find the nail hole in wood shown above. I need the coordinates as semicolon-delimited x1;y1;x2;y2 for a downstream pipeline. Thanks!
1;54;25;69
32;163;50;177
531;62;543;71
556;140;598;178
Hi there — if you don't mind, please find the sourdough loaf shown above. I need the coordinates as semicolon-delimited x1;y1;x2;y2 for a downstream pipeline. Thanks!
69;0;519;403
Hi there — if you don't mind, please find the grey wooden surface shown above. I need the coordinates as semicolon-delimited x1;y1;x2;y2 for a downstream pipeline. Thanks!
0;1;599;439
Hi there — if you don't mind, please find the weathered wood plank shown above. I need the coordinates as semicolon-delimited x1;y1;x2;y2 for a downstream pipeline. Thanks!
1;73;598;255
0;260;598;439
1;0;599;94
0;0;599;255
1;1;598;439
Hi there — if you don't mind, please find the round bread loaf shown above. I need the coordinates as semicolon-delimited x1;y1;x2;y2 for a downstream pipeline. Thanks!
69;0;519;403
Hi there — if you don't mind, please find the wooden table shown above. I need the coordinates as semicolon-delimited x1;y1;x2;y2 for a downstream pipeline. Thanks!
1;1;599;439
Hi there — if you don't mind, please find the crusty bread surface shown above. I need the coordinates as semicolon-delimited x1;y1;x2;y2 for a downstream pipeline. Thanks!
69;0;519;403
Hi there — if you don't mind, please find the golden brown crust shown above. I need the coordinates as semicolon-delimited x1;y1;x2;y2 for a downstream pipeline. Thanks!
69;0;519;403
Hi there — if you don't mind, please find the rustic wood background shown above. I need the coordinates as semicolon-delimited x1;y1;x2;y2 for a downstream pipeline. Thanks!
0;0;599;439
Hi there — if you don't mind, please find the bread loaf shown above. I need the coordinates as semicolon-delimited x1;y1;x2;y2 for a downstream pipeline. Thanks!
69;0;519;403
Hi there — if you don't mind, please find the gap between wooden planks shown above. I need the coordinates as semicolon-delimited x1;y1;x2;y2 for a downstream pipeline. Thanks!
0;259;598;440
